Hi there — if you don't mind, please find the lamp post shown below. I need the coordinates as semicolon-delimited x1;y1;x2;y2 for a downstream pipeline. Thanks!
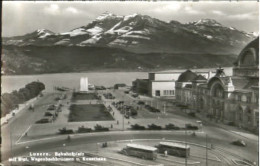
185;129;187;166
206;134;208;166
122;114;124;131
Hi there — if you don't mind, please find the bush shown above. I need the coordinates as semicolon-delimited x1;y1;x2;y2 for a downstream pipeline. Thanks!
59;127;74;134
131;124;146;130
185;124;198;130
94;124;109;132
165;123;180;130
148;124;162;130
78;126;92;133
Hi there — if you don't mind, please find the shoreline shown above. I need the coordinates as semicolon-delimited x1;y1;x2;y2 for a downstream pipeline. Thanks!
2;66;232;77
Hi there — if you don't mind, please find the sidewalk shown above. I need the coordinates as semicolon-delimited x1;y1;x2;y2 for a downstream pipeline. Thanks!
1;96;39;125
196;113;258;141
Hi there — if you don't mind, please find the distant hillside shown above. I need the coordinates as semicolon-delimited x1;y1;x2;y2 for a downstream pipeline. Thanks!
2;45;237;75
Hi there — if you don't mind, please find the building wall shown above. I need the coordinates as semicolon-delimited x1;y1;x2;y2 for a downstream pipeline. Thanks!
150;81;175;97
154;73;180;81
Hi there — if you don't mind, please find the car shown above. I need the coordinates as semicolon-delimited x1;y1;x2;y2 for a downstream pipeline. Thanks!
185;124;199;130
137;101;145;105
2;120;8;125
231;139;246;147
35;118;50;124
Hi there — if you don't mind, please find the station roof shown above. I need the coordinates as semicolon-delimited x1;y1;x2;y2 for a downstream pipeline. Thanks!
177;70;198;82
159;142;190;149
126;144;157;151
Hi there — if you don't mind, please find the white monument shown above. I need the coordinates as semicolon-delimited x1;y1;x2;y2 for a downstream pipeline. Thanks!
80;77;89;92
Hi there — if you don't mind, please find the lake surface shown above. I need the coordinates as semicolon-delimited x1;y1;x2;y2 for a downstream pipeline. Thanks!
2;67;232;93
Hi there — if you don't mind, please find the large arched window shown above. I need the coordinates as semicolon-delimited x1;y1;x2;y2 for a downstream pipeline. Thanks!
212;83;224;98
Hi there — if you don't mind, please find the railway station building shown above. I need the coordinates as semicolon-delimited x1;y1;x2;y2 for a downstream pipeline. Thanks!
176;37;259;132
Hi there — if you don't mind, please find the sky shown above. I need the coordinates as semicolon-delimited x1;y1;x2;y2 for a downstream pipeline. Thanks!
2;1;259;37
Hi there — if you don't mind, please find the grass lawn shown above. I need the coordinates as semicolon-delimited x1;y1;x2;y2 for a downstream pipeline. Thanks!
69;104;114;122
72;92;99;100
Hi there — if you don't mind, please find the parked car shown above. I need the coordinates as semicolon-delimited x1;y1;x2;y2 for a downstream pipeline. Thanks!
45;112;54;116
185;124;199;130
132;94;139;98
231;139;246;147
137;101;145;105
35;118;50;124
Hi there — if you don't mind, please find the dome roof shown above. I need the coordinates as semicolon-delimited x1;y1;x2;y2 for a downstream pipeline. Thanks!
234;37;259;67
193;74;207;81
177;70;197;82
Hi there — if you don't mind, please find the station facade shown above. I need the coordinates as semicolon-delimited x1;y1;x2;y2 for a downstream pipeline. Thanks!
176;37;259;132
133;71;212;97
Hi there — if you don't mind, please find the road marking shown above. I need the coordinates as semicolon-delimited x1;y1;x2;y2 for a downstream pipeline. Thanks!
15;130;204;145
16;135;65;145
15;125;32;144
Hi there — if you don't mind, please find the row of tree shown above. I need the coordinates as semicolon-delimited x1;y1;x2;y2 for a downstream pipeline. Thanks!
1;81;45;117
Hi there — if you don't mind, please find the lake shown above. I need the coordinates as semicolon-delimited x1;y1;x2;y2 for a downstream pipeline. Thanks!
1;67;232;93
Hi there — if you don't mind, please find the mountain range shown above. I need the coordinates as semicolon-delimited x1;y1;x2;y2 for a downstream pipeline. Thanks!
2;12;257;75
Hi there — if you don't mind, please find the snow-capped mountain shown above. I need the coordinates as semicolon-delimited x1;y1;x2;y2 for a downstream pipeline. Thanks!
3;12;256;54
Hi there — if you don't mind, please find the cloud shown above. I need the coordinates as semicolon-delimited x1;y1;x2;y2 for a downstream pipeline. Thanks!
65;7;79;14
44;4;85;16
44;4;60;15
152;3;181;13
212;10;225;16
184;6;204;15
228;12;258;20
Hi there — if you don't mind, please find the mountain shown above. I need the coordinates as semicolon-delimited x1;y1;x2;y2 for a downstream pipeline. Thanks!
2;13;257;75
2;45;237;75
3;13;255;54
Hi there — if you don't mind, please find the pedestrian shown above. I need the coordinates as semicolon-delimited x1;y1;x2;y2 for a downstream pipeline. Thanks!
111;124;113;128
164;150;168;157
117;120;119;125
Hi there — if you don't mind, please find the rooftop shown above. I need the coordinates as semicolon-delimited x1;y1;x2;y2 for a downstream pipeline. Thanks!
177;70;198;82
126;144;157;151
159;142;190;149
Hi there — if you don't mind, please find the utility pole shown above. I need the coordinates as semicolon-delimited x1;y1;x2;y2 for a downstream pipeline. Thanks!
164;102;166;114
185;129;187;166
206;134;208;166
122;113;124;131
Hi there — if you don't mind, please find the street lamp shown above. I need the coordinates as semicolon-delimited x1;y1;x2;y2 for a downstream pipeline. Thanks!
185;129;187;166
206;134;208;166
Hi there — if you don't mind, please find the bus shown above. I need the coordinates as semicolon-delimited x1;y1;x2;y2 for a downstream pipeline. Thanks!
157;142;190;158
121;144;157;160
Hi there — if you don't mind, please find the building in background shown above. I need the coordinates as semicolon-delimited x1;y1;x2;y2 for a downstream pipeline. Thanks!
80;77;89;92
176;37;259;132
133;71;212;97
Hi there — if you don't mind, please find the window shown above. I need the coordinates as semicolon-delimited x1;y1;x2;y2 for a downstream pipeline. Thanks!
155;90;160;96
238;95;241;101
241;95;247;102
163;90;175;96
